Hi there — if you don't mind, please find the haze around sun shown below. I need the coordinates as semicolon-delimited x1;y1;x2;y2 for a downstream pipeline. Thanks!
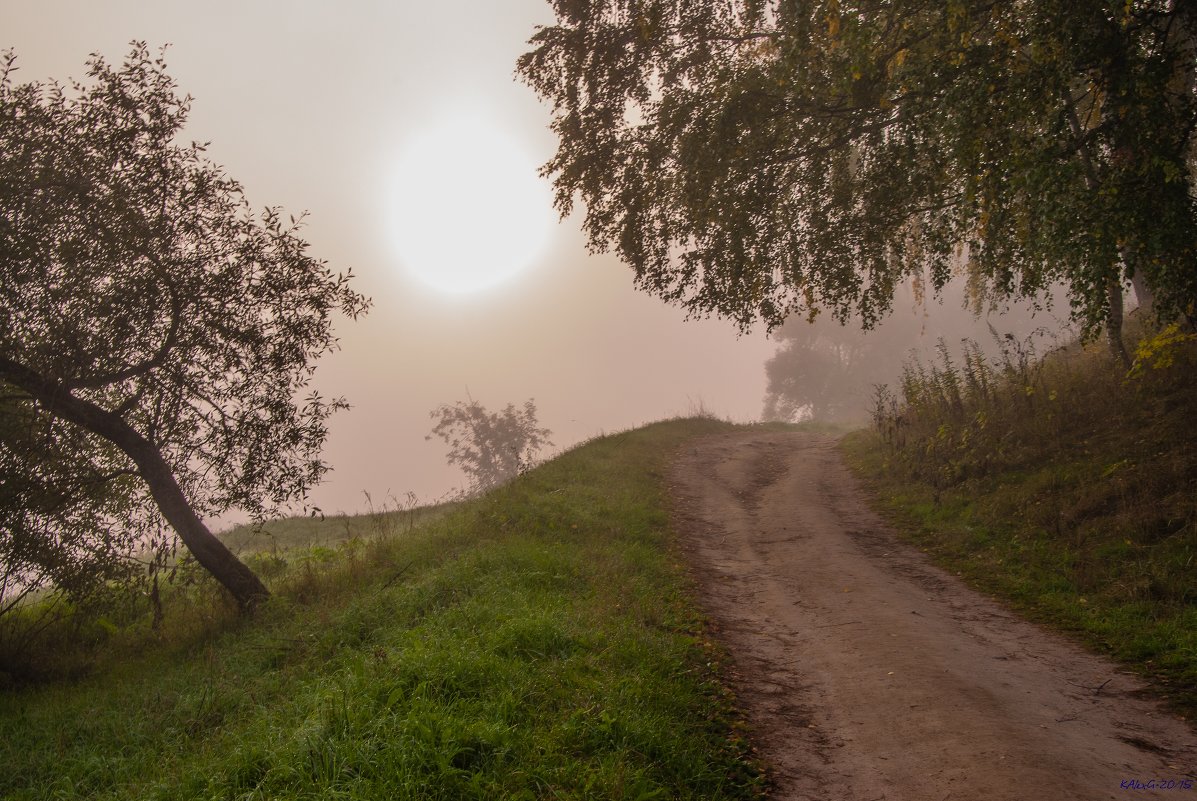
1;0;781;513
387;112;556;294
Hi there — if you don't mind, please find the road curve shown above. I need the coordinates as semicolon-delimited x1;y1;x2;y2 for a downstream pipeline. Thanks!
670;430;1196;801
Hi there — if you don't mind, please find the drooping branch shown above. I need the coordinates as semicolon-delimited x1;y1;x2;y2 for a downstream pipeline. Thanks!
520;0;1197;339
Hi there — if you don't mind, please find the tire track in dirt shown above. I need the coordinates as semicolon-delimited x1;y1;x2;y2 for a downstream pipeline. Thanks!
671;430;1196;801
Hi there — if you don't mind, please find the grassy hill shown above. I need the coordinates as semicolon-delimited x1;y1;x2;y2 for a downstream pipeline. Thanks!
0;419;765;801
5;322;1191;800
844;322;1197;719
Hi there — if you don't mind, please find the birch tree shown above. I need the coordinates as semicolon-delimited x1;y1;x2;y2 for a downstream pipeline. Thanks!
519;1;1197;361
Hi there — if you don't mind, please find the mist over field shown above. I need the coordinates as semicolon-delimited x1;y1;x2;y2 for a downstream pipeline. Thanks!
762;281;1070;424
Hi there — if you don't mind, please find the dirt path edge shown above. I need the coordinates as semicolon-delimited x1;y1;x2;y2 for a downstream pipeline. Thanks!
671;430;1196;801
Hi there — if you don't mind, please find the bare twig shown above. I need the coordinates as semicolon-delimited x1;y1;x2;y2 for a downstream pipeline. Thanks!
1066;677;1114;695
380;561;415;590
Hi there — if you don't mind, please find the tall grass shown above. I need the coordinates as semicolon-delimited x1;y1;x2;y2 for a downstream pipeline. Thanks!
0;418;764;800
848;319;1197;715
0;491;465;684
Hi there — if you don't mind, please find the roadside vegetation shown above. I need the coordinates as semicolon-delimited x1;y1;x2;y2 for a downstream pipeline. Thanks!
845;319;1197;717
0;418;765;801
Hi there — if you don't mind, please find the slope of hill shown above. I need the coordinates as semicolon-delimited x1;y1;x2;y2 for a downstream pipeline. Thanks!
0;419;766;801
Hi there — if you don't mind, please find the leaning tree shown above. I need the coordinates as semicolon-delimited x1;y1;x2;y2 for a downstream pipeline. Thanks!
519;1;1197;362
0;386;145;617
0;45;369;610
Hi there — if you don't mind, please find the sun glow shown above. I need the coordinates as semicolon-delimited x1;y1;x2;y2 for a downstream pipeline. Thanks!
386;113;555;294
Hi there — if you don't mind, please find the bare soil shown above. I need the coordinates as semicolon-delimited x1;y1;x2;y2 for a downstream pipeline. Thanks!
670;430;1197;801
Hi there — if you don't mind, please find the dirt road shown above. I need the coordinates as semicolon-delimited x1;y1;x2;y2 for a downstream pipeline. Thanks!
671;430;1197;801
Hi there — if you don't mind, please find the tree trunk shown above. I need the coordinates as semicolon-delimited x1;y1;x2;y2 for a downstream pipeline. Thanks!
1106;278;1132;370
116;425;270;611
0;357;269;611
1123;246;1155;316
1130;270;1155;315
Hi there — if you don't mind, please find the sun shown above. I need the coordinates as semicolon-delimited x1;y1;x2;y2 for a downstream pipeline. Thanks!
386;113;555;294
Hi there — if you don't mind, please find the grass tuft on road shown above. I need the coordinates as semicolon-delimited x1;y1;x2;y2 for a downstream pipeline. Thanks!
0;418;765;800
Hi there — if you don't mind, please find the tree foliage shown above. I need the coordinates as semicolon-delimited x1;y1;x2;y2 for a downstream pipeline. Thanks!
0;45;369;609
519;1;1197;349
428;399;553;495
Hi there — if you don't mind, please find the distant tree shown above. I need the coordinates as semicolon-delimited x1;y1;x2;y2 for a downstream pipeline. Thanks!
518;1;1197;363
428;399;553;494
760;284;1053;423
0;45;369;611
761;320;879;424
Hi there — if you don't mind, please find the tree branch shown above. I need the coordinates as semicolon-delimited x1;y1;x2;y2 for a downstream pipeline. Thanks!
66;284;183;391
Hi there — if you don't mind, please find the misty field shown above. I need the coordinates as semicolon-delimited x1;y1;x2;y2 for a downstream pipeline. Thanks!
0;419;765;801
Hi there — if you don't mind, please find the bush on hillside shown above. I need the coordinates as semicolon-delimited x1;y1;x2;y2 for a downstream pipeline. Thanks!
869;318;1197;607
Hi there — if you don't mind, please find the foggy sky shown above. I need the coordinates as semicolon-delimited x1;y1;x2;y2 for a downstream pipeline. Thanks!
4;1;1062;518
4;1;780;514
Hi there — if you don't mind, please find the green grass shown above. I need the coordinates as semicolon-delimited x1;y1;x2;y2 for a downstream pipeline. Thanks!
846;323;1197;719
0;418;764;800
218;496;459;556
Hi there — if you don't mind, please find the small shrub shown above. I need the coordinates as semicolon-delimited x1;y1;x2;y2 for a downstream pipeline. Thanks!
428;398;553;495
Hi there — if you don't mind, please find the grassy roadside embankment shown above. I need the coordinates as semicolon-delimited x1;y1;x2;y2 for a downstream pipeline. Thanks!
0;418;764;800
843;324;1197;719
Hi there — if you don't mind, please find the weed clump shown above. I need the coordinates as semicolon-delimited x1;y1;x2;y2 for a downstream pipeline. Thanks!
853;318;1197;714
